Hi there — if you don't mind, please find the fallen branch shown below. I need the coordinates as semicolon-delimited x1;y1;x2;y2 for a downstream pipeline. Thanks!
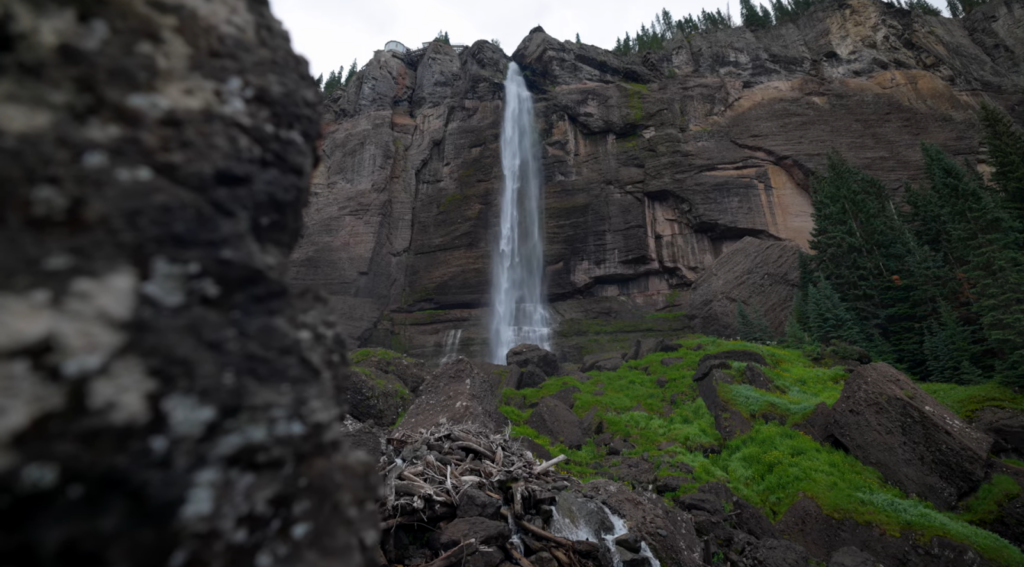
500;508;575;549
533;454;568;474
507;543;537;567
422;539;478;567
452;441;495;461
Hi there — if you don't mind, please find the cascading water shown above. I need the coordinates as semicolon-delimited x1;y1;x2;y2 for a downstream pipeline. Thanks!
440;329;462;364
489;62;551;364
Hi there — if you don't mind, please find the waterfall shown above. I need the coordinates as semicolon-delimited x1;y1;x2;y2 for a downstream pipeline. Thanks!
440;329;462;364
489;62;551;364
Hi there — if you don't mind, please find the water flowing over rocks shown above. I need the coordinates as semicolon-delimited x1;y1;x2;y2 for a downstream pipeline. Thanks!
0;1;378;565
290;0;1024;360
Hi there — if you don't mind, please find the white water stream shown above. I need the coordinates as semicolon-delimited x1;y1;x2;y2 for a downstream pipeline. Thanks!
489;62;552;364
549;503;661;567
440;329;462;364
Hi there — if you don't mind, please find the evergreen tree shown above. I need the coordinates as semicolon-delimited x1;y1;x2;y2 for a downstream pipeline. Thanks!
947;0;964;17
741;0;773;29
576;33;581;44
907;0;943;15
323;65;344;95
979;102;1024;223
804;280;865;346
622;33;633;54
315;73;324;91
344;59;358;86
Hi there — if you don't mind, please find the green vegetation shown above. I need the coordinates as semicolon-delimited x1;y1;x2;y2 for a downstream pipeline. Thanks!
506;336;1024;565
919;382;1024;419
959;475;1022;523
612;7;732;57
441;192;467;211
351;347;410;365
624;83;646;122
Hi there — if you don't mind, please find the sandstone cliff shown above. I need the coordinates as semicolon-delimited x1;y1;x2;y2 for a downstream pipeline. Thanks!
289;0;1024;362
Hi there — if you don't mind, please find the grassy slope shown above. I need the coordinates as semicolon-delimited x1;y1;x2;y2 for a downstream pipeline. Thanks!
501;335;1024;566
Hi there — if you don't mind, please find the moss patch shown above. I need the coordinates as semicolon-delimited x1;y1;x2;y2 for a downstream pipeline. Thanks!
351;347;411;365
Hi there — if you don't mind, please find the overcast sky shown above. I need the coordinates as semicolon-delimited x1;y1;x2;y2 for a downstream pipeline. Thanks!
267;0;947;80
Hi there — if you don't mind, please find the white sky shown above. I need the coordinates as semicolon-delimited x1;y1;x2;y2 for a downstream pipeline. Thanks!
268;0;947;80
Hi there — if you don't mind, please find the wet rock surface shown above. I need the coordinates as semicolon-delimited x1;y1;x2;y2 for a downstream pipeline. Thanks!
830;363;993;510
0;1;379;565
507;344;560;377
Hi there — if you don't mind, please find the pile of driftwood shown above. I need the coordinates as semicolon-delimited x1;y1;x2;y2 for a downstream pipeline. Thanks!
378;424;602;567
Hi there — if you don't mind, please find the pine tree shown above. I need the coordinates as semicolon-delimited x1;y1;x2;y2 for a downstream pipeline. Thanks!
575;33;581;44
805;280;865;346
344;59;358;86
907;0;943;15
315;73;324;91
947;0;964;17
979;102;1024;224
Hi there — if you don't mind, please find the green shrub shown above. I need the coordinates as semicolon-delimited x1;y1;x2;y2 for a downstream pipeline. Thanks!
919;382;1024;419
959;474;1023;523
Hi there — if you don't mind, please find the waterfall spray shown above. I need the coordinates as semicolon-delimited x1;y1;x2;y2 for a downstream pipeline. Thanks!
489;62;551;364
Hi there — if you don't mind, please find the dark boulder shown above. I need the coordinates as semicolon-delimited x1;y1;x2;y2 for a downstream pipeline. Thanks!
601;457;657;488
776;497;986;566
514;364;548;390
457;488;502;521
526;397;586;449
686;238;802;339
828;547;882;567
625;338;673;362
696;369;753;440
344;367;413;427
507;344;560;378
794;402;834;444
830;363;993;510
516;436;553;461
398;358;508;434
549;386;580;409
582;352;624;373
694;349;770;382
698;483;777;540
747;539;813;567
971;407;1024;456
439;518;510;549
340;417;386;461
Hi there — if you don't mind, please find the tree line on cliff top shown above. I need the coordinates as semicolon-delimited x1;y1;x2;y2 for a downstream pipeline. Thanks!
612;0;996;56
772;102;1024;387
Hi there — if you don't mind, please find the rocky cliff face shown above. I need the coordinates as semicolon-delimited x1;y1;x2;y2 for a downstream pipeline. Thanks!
289;0;1024;362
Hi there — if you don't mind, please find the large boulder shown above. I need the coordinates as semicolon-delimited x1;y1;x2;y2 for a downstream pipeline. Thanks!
695;369;753;441
344;367;413;427
526;397;586;449
506;343;560;377
0;1;378;565
970;407;1024;456
776;497;986;566
686;238;802;339
397;358;508;434
582;352;625;373
830;363;993;510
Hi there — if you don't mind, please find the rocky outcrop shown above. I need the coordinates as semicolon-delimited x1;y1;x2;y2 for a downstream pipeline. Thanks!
396;358;509;433
830;363;994;510
290;0;1024;361
971;407;1024;456
686;238;802;338
507;343;560;377
527;397;586;449
0;1;377;566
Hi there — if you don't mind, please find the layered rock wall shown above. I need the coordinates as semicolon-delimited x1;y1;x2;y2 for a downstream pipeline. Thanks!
289;0;1024;361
